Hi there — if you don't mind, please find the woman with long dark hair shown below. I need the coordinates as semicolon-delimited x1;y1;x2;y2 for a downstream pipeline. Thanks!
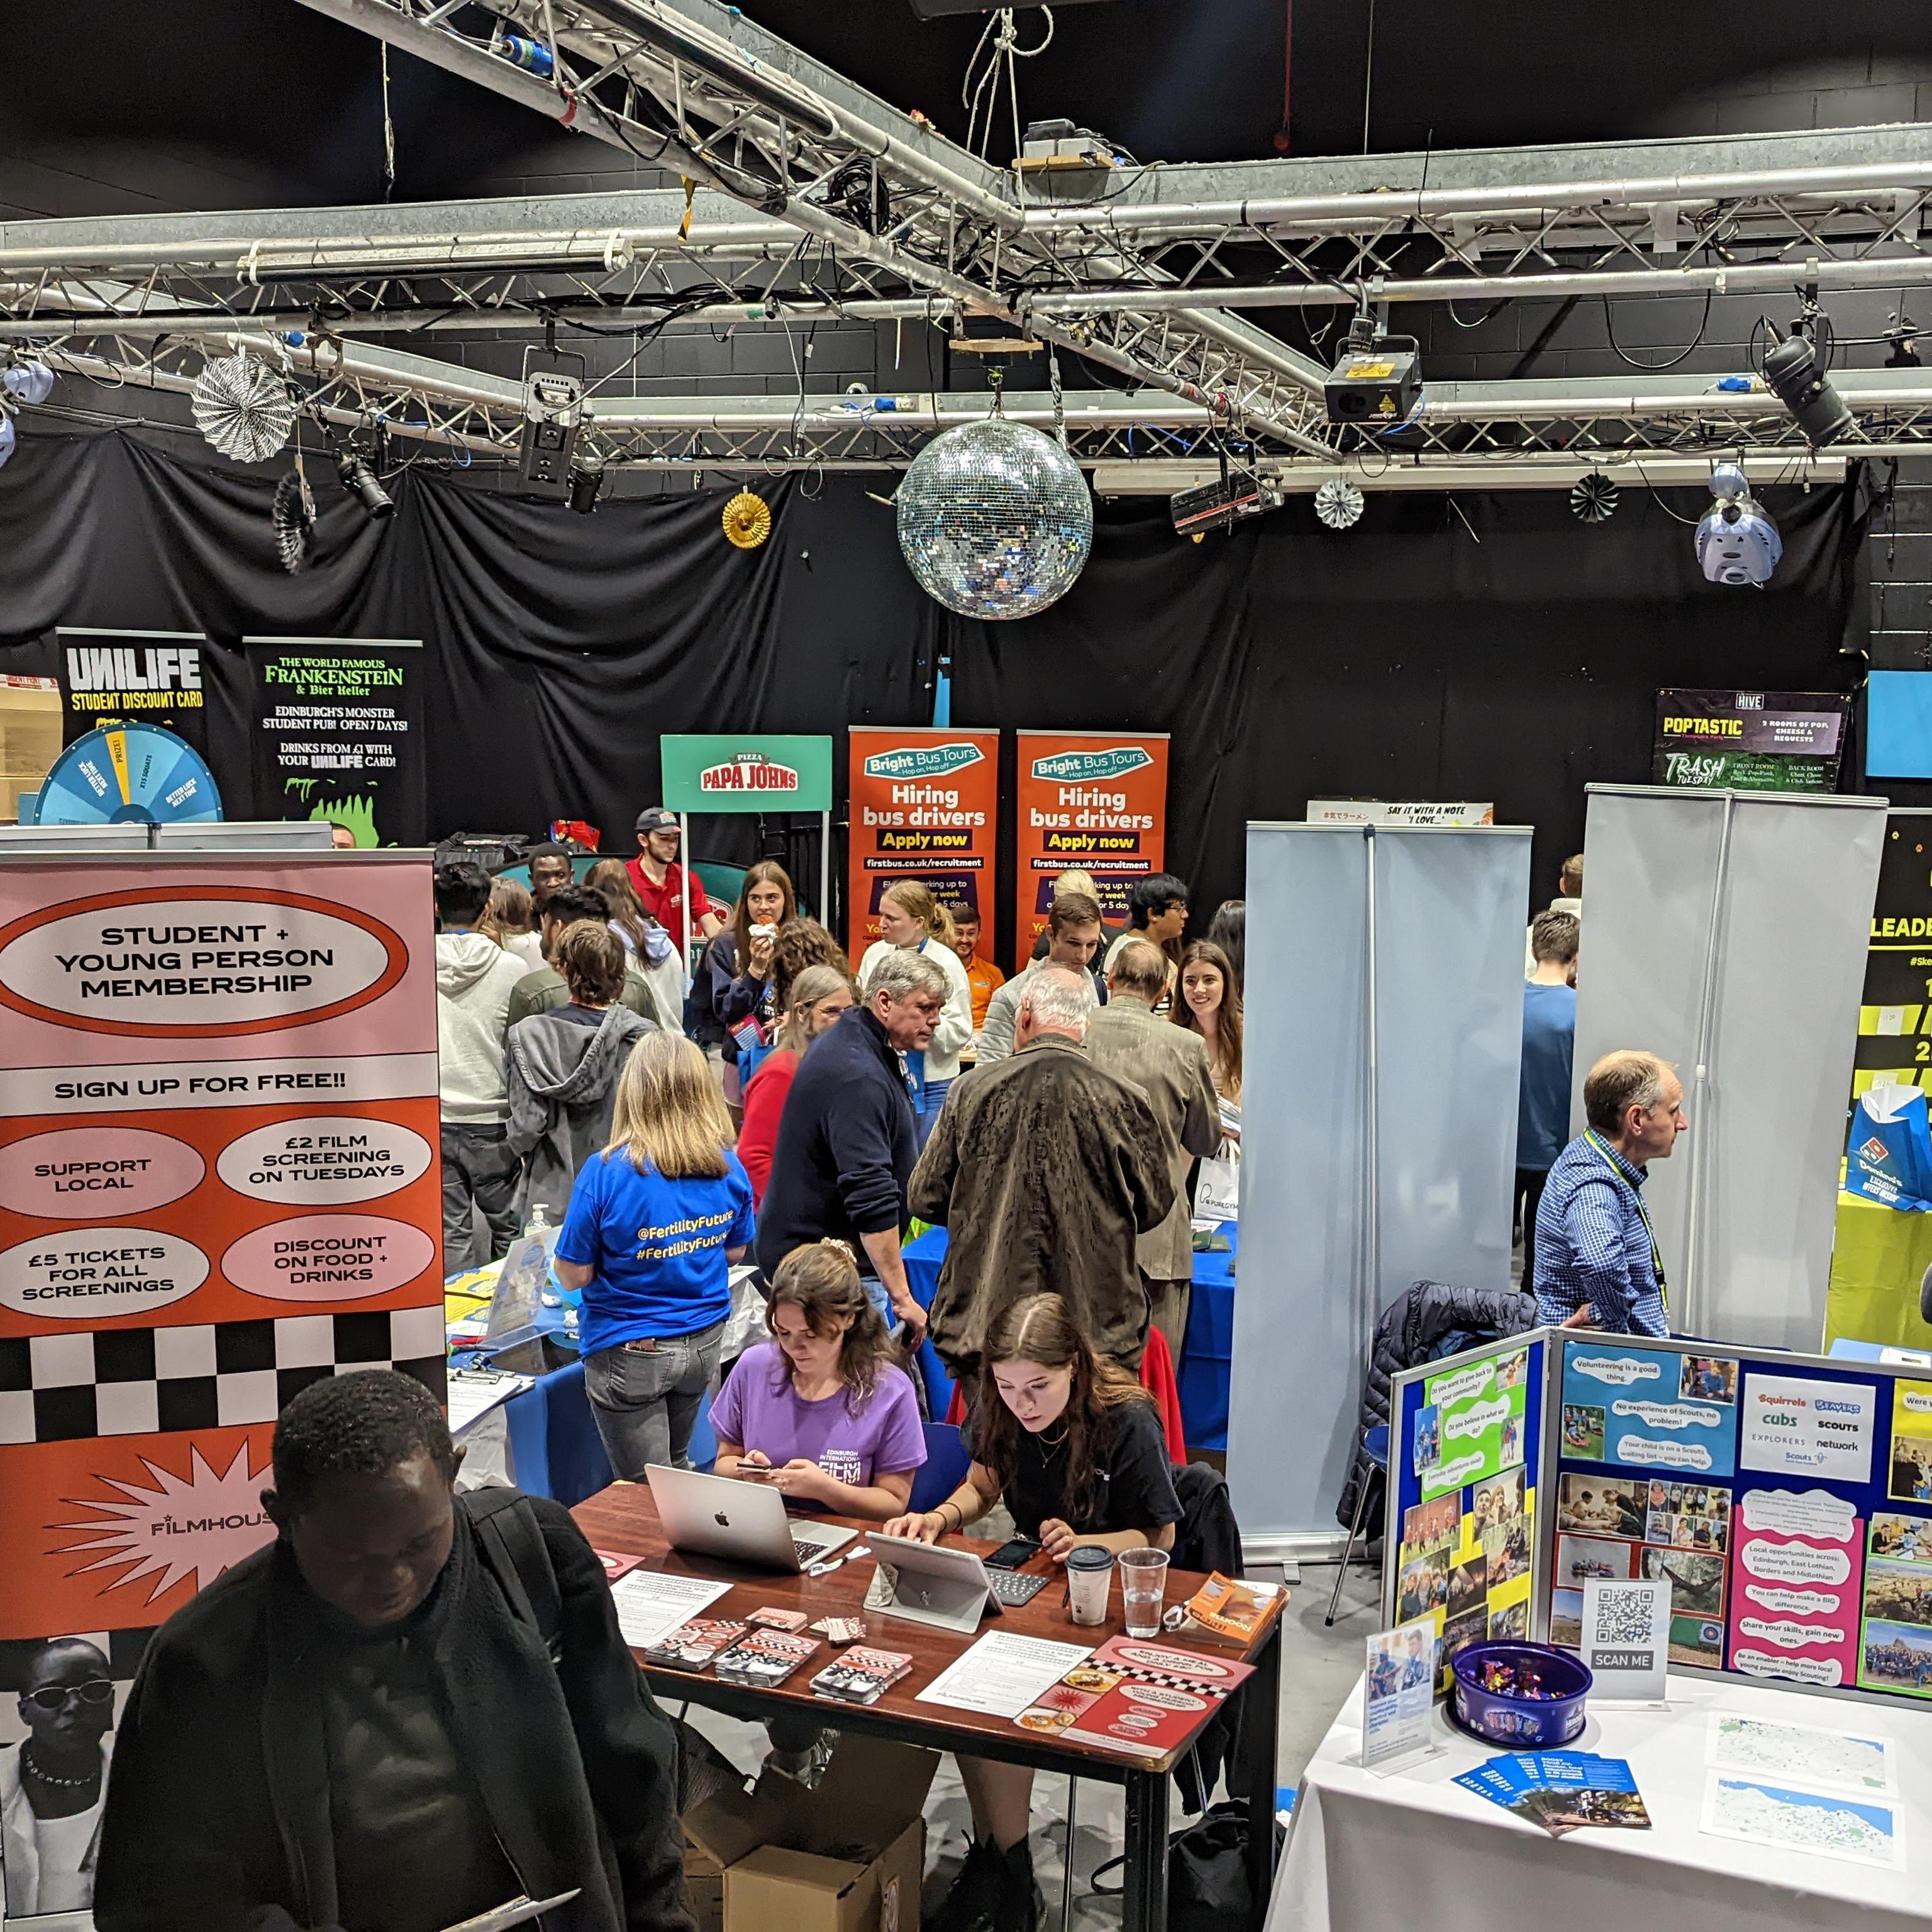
585;857;682;1024
1170;938;1243;1107
691;860;797;1103
882;1294;1180;1931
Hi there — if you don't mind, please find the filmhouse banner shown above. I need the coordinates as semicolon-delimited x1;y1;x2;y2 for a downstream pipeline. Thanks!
847;727;999;965
1653;689;1852;792
0;855;442;1924
1014;730;1169;964
56;626;210;750
247;637;428;848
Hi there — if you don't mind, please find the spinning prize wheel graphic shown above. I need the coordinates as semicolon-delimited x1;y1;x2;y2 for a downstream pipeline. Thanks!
34;722;222;825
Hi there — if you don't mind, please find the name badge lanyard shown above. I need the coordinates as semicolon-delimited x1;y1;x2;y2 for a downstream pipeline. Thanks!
1583;1129;1668;1310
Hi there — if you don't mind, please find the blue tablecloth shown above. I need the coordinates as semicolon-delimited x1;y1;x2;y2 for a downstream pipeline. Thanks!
900;1221;1236;1451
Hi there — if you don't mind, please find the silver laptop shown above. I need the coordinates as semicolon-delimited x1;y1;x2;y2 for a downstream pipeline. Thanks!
864;1531;997;1634
646;1465;857;1572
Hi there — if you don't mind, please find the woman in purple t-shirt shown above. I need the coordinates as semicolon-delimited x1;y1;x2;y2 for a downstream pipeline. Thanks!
712;1241;926;1520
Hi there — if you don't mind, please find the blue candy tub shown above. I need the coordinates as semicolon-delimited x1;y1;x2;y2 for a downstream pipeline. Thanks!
1450;1642;1592;1746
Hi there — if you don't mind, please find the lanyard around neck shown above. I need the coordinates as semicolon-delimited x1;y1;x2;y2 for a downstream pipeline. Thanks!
1582;1129;1668;1305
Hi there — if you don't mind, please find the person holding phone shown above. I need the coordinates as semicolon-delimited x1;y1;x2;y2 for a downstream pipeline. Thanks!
712;1240;926;1519
692;862;797;1103
881;1294;1178;1932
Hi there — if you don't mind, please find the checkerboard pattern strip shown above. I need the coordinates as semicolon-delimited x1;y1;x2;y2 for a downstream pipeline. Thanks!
0;1307;448;1444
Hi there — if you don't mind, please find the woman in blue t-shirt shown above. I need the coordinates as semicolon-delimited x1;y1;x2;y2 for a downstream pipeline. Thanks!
554;1031;755;1477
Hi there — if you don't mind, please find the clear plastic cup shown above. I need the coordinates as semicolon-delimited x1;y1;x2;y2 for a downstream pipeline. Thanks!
1118;1547;1170;1637
1065;1546;1114;1625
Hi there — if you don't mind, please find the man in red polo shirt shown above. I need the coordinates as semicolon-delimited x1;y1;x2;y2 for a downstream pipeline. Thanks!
626;806;724;940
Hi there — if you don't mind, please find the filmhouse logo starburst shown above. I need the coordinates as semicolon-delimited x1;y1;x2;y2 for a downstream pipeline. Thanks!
49;1441;274;1602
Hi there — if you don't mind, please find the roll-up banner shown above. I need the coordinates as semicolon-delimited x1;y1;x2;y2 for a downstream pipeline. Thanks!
56;627;210;752
847;727;999;967
0;852;441;1926
1013;731;1169;969
245;638;428;848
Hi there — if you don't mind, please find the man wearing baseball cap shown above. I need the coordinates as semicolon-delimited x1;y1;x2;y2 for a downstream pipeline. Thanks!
626;807;723;940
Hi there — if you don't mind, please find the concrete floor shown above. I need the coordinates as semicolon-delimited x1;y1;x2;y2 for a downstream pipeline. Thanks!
683;1553;1380;1927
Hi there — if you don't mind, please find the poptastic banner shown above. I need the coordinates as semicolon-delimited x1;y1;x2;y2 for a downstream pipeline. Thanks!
0;855;443;1651
847;726;999;966
1013;730;1168;967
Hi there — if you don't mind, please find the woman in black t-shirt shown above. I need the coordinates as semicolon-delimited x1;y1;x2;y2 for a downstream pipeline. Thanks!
882;1294;1180;1932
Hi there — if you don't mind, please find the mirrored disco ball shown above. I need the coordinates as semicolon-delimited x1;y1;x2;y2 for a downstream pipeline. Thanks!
191;350;298;464
897;417;1093;620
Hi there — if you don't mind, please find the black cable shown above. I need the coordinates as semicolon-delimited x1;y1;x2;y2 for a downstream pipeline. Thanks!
1603;288;1713;372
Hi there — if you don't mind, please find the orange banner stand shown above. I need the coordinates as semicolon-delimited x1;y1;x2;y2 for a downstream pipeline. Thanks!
847;727;1000;966
1013;731;1169;968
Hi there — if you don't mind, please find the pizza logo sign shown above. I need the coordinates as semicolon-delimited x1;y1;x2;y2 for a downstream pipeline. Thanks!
700;752;801;795
1861;1136;1891;1164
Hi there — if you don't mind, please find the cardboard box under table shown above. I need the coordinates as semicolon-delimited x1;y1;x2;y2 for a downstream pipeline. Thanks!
682;1736;938;1932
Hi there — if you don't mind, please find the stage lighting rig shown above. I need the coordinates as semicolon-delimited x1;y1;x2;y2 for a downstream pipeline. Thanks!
518;352;586;499
1324;311;1421;429
1172;442;1279;538
1695;463;1780;587
1762;296;1853;447
338;448;395;520
567;452;604;516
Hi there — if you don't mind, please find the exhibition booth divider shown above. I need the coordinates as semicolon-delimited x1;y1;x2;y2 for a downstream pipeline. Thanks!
1228;821;1531;1555
1389;1326;1932;1711
1569;784;1885;1353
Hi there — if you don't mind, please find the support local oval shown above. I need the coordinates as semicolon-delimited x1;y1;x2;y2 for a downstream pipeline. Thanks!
218;1118;433;1206
0;1127;205;1218
0;1228;209;1319
223;1214;436;1304
0;887;406;1038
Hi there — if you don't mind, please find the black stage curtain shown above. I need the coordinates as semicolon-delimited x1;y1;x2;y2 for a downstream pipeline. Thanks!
0;425;1866;957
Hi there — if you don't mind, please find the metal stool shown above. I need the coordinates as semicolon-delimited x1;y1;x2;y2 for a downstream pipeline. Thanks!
1324;1423;1388;1626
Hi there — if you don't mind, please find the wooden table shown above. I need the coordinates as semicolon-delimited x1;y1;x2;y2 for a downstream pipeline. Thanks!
574;1485;1283;1932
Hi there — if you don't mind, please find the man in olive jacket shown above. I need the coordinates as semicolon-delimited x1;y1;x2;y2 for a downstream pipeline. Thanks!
909;966;1173;1380
1085;938;1223;1362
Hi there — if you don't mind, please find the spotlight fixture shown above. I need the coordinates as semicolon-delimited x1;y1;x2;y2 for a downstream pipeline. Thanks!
1314;477;1366;530
1570;473;1620;525
191;349;299;464
1324;311;1422;428
0;412;14;472
0;358;53;405
1696;462;1781;587
567;452;604;515
518;361;584;498
1762;307;1853;447
338;450;395;520
273;466;316;572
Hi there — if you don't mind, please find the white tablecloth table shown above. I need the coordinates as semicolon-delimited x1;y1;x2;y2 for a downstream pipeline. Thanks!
1271;1672;1932;1932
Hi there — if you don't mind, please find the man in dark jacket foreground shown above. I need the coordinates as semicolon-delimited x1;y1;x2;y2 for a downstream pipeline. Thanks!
93;1371;691;1932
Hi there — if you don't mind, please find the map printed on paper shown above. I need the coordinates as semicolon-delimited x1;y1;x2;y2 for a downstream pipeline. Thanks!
1700;1774;1902;1869
1706;1711;1897;1795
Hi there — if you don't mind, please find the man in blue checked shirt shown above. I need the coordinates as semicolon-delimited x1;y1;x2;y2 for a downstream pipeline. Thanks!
1533;1049;1688;1338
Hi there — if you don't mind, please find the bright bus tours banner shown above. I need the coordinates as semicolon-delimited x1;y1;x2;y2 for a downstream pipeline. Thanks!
1013;730;1169;966
0;852;442;1926
1653;689;1852;792
847;727;999;965
247;638;428;848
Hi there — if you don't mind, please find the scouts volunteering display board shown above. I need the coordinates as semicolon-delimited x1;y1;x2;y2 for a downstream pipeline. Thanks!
0;853;441;1924
846;727;999;966
1397;1328;1932;1711
1013;730;1167;967
1384;1335;1545;1690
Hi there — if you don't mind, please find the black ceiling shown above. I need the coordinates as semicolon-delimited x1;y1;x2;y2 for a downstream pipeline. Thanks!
3;0;1929;218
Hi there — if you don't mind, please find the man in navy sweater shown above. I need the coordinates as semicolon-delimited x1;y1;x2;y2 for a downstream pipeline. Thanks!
755;948;948;1342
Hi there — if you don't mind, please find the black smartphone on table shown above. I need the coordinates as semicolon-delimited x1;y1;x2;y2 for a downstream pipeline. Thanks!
982;1537;1041;1569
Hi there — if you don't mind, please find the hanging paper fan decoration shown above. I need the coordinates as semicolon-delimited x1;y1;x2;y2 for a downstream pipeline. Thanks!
1314;477;1365;530
1570;472;1620;524
191;350;299;464
722;489;773;549
273;467;316;574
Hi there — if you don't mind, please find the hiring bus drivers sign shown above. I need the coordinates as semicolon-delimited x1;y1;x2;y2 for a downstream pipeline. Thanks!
847;727;999;967
1013;731;1169;967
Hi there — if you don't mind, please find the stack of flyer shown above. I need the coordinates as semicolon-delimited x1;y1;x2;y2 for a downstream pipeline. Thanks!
1453;1752;1651;1836
1013;1636;1254;1757
810;1645;917;1706
713;1628;822;1688
641;1619;749;1672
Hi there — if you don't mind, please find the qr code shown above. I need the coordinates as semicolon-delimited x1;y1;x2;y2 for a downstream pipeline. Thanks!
1593;1585;1657;1645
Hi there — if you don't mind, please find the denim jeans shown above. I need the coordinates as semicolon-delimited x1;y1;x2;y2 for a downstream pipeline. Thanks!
583;1320;726;1479
440;1121;520;1272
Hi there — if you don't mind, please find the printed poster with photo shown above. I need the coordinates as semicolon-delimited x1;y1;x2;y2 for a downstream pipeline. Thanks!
1560;1342;1737;1478
1414;1346;1528;1501
1860;1510;1932;1697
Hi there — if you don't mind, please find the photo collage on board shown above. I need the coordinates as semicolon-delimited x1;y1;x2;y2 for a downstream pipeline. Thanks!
1862;1380;1932;1696
1554;1344;1738;1668
1400;1343;1535;1690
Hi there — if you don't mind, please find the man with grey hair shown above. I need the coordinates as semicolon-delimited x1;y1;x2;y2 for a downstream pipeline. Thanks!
1087;938;1222;1360
755;946;948;1341
910;966;1174;1379
1532;1048;1687;1338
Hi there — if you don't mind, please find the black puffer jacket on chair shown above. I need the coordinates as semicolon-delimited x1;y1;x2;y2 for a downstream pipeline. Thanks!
1335;1280;1538;1530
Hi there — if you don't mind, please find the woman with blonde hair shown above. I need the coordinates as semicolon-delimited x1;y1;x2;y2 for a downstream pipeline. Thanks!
586;855;682;1026
480;875;544;970
857;879;972;1142
737;962;856;1207
553;1030;755;1476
